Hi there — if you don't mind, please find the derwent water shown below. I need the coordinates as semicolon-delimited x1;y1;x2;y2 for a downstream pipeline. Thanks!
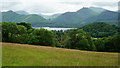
32;27;77;31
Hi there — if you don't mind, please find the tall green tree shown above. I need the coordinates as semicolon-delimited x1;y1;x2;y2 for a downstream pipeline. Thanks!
104;34;120;52
2;22;18;42
11;25;28;43
28;28;55;46
17;22;32;30
63;29;96;50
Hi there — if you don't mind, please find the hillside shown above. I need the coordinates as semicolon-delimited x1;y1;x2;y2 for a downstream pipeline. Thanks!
2;43;118;66
81;22;118;38
52;7;118;27
1;10;48;26
85;10;118;25
52;7;98;25
1;7;118;28
40;13;62;19
15;10;29;15
89;7;106;14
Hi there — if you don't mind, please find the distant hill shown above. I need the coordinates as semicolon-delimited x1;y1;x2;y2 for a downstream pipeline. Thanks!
52;7;98;25
52;7;118;26
76;7;99;18
40;13;62;20
15;10;29;15
89;7;106;14
1;7;118;28
52;12;81;24
39;14;51;19
81;22;118;38
1;10;49;26
48;13;62;20
85;10;118;25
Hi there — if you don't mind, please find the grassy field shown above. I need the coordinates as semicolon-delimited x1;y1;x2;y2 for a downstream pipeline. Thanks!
2;42;119;66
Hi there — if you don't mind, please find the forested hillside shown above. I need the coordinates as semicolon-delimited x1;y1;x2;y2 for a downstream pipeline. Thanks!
81;22;118;38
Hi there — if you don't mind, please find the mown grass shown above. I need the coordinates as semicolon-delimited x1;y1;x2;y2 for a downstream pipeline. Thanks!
2;43;119;66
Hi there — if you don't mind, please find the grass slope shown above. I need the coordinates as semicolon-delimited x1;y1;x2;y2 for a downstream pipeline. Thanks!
2;43;118;66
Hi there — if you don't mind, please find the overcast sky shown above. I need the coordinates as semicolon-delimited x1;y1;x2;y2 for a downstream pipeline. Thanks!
0;0;119;15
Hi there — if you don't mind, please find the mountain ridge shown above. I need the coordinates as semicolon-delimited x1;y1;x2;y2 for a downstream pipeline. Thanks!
15;10;29;15
52;7;118;26
1;7;118;27
1;10;49;26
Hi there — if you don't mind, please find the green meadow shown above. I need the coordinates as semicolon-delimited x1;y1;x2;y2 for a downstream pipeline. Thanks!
2;43;118;66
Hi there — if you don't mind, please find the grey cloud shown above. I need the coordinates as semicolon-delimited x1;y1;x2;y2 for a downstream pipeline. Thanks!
0;2;21;10
25;5;57;14
93;2;118;7
27;8;55;13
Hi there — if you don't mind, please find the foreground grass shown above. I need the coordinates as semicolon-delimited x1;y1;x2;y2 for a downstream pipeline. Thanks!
2;43;118;66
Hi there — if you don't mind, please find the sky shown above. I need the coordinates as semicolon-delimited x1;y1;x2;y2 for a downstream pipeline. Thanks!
0;0;120;15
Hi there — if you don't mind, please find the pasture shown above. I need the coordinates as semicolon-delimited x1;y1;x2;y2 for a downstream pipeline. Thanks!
2;43;118;66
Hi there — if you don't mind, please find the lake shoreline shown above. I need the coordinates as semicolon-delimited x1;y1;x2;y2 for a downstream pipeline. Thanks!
32;27;77;31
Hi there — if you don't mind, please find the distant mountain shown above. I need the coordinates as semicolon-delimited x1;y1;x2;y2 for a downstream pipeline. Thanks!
52;7;99;25
52;7;118;26
39;14;50;19
1;7;118;28
89;7;106;14
85;10;118;25
48;13;62;20
15;10;29;15
40;13;62;20
52;12;81;24
1;10;48;26
76;7;99;19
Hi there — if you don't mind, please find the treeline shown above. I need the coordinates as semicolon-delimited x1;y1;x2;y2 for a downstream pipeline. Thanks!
2;22;56;46
1;22;120;52
81;22;118;38
54;29;120;52
93;36;120;52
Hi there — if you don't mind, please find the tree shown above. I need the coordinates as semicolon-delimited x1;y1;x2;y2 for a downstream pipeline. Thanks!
81;22;118;38
17;25;27;34
104;34;120;52
17;22;32;30
93;38;105;51
63;29;96;50
2;22;18;42
28;28;55;46
11;25;28;43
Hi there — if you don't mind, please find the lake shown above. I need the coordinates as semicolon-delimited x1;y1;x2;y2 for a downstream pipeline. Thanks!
32;27;77;31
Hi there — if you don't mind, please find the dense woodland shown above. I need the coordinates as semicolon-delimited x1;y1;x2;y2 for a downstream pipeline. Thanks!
1;22;120;52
